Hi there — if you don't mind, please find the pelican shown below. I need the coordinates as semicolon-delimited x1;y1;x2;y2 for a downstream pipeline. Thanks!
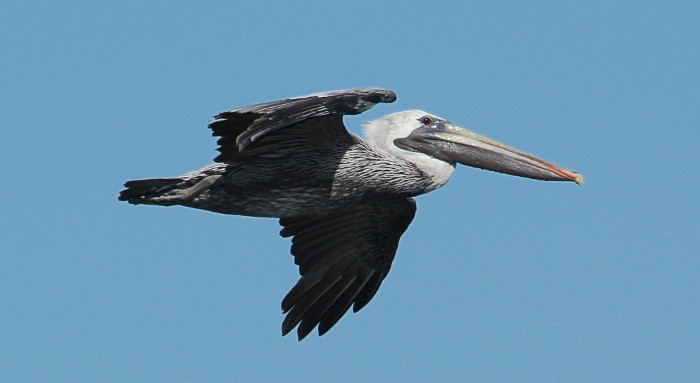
119;88;583;340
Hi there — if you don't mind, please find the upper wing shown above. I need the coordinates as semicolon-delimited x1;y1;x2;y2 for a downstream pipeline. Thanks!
278;198;417;340
208;88;397;162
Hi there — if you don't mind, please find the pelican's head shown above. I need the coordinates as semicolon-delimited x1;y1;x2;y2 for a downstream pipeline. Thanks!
364;110;583;188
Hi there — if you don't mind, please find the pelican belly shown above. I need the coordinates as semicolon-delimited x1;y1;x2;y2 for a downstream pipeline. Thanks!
183;185;338;217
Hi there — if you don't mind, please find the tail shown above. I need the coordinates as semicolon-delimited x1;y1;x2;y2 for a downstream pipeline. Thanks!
118;178;185;205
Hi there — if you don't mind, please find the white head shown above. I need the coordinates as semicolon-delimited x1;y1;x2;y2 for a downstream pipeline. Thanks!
363;110;456;189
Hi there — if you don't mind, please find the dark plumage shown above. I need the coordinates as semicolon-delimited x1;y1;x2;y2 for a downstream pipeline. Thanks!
119;88;582;340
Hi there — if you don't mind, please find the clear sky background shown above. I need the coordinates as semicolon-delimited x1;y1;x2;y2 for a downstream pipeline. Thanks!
2;2;699;382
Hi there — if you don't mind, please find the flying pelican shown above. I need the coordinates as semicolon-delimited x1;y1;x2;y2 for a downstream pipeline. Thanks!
119;88;583;340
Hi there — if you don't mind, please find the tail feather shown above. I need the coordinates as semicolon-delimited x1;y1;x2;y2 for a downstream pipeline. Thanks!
118;178;183;203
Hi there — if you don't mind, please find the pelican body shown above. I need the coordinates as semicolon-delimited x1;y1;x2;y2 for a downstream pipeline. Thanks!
119;88;582;340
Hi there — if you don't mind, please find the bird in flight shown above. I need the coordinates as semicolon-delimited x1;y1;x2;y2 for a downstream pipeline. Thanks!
119;88;583;340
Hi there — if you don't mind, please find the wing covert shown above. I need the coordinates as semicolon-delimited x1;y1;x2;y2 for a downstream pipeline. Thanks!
208;88;396;162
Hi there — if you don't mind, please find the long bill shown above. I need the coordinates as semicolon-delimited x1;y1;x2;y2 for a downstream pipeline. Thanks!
395;121;584;185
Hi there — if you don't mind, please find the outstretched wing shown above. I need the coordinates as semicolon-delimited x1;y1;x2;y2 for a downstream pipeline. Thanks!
278;198;417;340
208;88;397;162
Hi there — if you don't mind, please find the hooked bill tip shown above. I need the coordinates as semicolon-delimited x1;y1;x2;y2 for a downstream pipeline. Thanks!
573;172;585;186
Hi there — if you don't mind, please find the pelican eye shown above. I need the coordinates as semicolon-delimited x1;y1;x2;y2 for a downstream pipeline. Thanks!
419;116;434;125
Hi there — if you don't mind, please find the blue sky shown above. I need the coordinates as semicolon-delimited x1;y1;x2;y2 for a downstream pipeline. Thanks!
2;1;699;382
